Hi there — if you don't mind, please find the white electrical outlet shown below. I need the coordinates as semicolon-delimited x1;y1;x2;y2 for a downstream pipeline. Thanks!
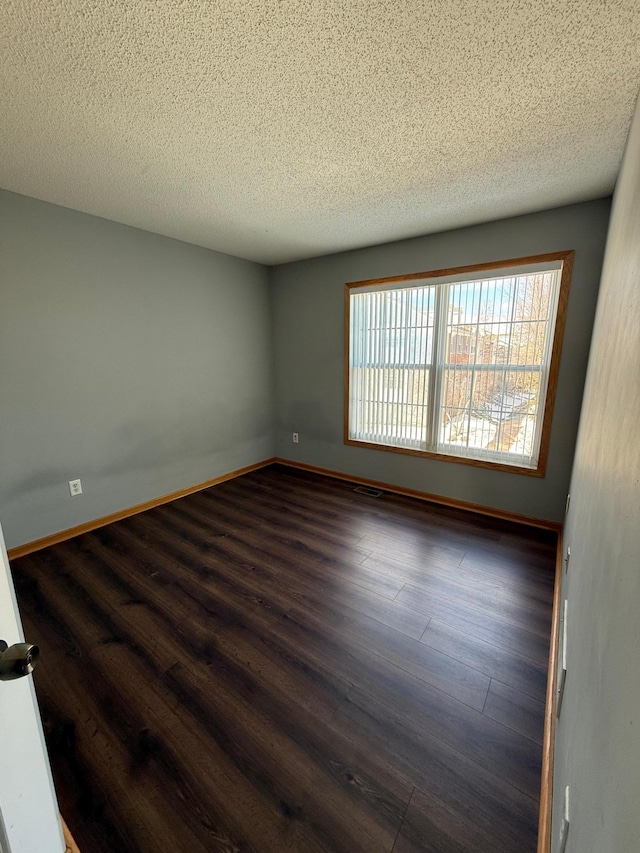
68;479;83;496
557;599;568;717
558;786;570;852
292;432;299;443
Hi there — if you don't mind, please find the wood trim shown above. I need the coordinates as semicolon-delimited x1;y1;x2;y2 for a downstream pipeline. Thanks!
345;250;575;289
344;250;575;479
343;437;546;476
537;531;564;853
7;459;277;561
343;282;351;446
61;816;81;853
273;457;562;531
535;251;574;477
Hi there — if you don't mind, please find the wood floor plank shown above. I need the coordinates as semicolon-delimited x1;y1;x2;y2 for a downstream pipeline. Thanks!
111;512;487;710
363;548;554;608
337;657;543;802
18;584;239;852
419;619;548;701
393;568;552;639
152;548;539;796
75;524;541;801
18;546;406;853
148;501;402;602
11;464;555;853
358;530;467;569
344;688;540;852
224;475;367;546
284;600;490;711
395;582;551;666
483;680;546;745
392;785;523;853
135;502;430;640
67;527;421;844
19;559;288;852
460;543;556;583
98;513;485;712
194;486;374;566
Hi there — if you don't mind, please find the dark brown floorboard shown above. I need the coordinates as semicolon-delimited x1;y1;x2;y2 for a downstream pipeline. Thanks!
11;463;555;852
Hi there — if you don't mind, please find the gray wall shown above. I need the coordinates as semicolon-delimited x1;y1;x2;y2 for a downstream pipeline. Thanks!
270;200;610;522
552;95;640;851
0;190;274;550
0;189;613;549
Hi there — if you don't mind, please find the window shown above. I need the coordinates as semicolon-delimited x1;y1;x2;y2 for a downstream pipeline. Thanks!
345;251;573;475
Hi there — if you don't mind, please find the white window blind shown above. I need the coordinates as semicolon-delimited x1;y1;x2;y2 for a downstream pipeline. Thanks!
348;260;564;470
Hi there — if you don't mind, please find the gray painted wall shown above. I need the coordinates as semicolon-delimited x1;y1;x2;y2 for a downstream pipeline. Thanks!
551;95;640;851
270;200;610;522
0;189;613;549
0;190;274;550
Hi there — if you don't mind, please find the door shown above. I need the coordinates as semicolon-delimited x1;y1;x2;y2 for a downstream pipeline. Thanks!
0;521;64;853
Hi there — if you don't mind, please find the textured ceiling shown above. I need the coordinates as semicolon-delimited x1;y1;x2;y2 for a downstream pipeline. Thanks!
1;1;640;265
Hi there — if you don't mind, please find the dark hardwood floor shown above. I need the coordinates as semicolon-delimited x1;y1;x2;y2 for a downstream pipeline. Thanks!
11;463;556;853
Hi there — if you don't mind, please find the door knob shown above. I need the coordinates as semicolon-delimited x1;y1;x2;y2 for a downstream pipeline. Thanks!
0;639;40;681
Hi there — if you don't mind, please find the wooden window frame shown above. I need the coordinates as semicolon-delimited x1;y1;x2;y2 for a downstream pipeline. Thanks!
343;250;574;477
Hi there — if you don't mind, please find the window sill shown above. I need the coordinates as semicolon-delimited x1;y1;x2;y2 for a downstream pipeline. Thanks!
344;436;547;477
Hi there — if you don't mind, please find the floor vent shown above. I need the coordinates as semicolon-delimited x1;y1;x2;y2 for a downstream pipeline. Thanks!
354;486;383;498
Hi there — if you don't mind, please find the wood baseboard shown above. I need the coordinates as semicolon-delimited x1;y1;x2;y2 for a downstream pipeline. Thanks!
8;458;277;561
537;531;563;853
9;455;560;561
273;458;562;532
61;816;81;853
